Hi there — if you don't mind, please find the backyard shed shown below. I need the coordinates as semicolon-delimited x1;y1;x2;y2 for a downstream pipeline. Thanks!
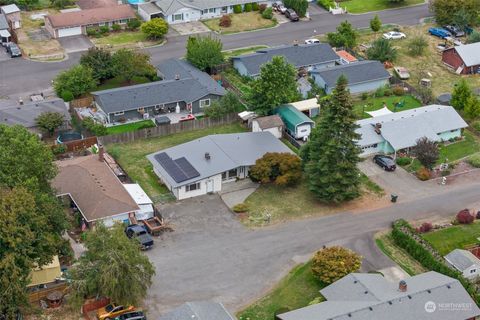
28;255;62;287
251;115;284;139
275;104;315;140
290;98;320;118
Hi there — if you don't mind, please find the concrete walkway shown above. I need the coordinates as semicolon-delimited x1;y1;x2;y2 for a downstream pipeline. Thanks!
219;180;259;208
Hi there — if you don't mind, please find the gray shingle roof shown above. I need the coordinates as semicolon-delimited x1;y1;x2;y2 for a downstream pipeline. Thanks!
232;43;339;76
311;60;391;88
356;105;468;150
155;0;259;15
278;271;480;320
445;249;480;271
0;98;70;128
138;2;163;14
93;59;226;114
253;115;284;129
158;301;235;320
147;132;294;188
0;13;8;30
454;42;480;67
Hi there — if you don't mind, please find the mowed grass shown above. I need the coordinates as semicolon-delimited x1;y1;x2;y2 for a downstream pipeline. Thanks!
106;120;156;135
422;221;480;255
438;130;480;163
203;12;276;34
223;45;268;60
91;31;163;47
237;261;324;320
353;94;422;119
106;123;247;200
341;0;425;13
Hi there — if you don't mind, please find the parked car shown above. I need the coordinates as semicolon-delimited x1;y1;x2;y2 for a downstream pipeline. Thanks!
382;31;406;40
443;25;465;37
272;2;287;13
6;43;21;58
373;155;396;171
125;224;154;250
304;38;320;44
97;304;135;320
393;66;410;80
114;311;146;320
428;27;451;39
285;9;299;21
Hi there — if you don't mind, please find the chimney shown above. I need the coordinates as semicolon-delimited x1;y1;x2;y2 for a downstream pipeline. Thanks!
98;144;105;162
399;280;407;292
374;123;382;135
19;98;23;105
205;152;211;160
175;74;180;80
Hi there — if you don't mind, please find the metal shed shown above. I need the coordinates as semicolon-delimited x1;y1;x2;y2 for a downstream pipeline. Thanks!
275;104;315;140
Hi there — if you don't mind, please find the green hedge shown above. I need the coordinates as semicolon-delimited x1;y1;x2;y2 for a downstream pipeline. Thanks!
317;0;335;9
392;219;479;300
283;0;308;17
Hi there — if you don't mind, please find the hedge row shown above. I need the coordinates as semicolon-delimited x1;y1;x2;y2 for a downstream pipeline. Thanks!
392;219;479;301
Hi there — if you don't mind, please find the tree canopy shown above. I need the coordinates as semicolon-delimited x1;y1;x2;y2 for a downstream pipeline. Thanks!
70;223;155;307
186;35;224;72
414;137;439;169
430;0;480;25
249;152;302;186
311;246;362;284
80;48;114;81
35;112;65;136
54;65;97;99
141;18;169;39
301;75;362;203
326;21;358;50
366;38;398;62
451;79;474;111
249;56;300;115
370;15;382;34
204;91;244;119
111;49;157;83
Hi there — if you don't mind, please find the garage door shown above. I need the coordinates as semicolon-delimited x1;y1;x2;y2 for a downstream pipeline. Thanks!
58;26;82;38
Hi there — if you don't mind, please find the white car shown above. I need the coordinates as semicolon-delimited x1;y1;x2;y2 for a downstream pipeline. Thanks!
382;31;406;40
304;38;320;44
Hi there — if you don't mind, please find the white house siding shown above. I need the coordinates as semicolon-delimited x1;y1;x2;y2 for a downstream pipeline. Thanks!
438;129;462;141
100;212;131;227
462;265;480;279
252;122;282;139
325;79;389;95
167;7;202;24
176;174;222;200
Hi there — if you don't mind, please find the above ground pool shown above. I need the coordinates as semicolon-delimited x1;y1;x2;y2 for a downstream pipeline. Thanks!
128;0;145;4
57;132;83;144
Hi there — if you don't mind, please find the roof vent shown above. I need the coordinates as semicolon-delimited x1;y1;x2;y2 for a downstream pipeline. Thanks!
374;123;382;135
399;280;407;292
175;74;180;80
205;152;211;160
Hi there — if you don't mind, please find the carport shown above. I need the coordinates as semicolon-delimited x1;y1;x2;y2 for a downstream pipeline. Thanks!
0;29;10;45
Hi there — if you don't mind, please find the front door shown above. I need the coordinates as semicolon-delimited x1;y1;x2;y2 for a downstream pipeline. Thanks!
206;179;214;193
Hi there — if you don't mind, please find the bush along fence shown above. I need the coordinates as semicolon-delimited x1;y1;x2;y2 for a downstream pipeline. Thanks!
391;219;480;302
99;113;239;144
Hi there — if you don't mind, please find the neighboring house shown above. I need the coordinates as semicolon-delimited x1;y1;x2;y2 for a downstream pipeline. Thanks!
336;49;358;65
442;42;480;75
356;105;468;156
158;301;235;320
77;0;118;9
123;183;155;221
232;43;339;77
290;97;320;118
251;114;284;139
297;77;312;99
53;154;140;228
28;255;62;288
0;98;71;136
147;132;294;200
0;13;11;45
138;0;273;23
92;59;226;124
0;4;21;29
311;60;391;94
44;4;135;38
277;271;480;320
275;104;315;140
445;249;480;280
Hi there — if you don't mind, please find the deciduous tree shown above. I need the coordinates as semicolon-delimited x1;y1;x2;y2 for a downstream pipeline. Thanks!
414;137;439;169
35;111;65;136
249;56;300;115
467;30;480;44
69;223;155;307
301;75;361;203
111;49;157;83
430;0;480;25
451;78;474;111
311;246;362;284
249;152;302;186
80;48;114;81
186;35;224;72
326;21;358;49
204;91;244;119
54;65;97;98
141;18;168;40
370;15;382;35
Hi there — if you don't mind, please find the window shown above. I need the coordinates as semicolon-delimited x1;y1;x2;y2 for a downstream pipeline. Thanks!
137;107;145;112
228;168;237;178
471;269;477;273
120;19;128;24
200;99;211;108
173;13;183;21
209;8;216;13
113;111;124;116
99;22;105;26
186;182;200;192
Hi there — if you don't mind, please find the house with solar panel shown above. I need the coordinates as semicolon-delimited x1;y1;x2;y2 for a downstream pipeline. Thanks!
147;132;294;200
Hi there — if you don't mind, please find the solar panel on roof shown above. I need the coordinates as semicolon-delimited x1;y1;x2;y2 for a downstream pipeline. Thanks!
175;157;200;180
154;152;200;183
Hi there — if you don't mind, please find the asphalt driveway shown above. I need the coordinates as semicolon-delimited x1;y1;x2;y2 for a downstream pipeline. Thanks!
58;35;93;53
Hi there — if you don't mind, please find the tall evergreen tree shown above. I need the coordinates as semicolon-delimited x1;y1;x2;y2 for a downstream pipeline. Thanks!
301;75;361;203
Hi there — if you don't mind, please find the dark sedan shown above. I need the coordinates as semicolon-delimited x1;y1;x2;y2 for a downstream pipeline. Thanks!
373;155;396;171
6;43;21;58
285;9;299;21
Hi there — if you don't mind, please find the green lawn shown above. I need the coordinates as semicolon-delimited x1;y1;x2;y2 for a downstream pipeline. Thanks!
204;12;276;34
438;130;480;164
106;123;247;201
91;31;163;46
375;232;428;275
95;76;151;91
223;46;268;61
237;261;324;320
422;222;480;255
353;95;422;119
341;0;425;13
106;120;156;135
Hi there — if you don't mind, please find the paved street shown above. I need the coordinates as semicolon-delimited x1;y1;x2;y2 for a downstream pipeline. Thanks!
145;175;480;316
0;3;430;97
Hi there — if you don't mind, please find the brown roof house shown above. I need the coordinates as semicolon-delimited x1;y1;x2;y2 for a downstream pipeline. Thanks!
251;115;284;139
0;4;21;29
53;153;140;227
44;4;135;38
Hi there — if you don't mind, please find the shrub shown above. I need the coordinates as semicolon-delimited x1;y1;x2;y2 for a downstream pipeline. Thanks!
374;86;386;97
414;137;439;169
317;0;335;9
418;222;433;233
244;3;252;11
86;27;98;37
99;25;110;34
284;0;308;17
476;211;480;220
396;157;412;166
252;2;259;10
249;152;302;186
259;3;267;12
468;153;480;168
416;166;431;181
232;203;249;213
361;92;369;100
127;18;141;30
141;18;169;40
407;35;428;56
261;7;273;19
392;86;405;96
311;246;362;284
60;90;74;102
52;144;66;155
384;88;393;96
111;23;121;32
82;117;107;136
366;38;398;62
233;4;242;13
219;14;232;27
472;121;480;132
457;209;474;224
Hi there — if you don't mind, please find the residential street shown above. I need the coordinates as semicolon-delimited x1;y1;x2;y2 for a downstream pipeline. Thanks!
0;3;430;97
145;175;480;316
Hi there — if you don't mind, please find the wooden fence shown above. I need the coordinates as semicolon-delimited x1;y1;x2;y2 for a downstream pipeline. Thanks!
82;297;110;320
70;96;94;109
63;136;98;152
99;113;239;144
28;282;68;304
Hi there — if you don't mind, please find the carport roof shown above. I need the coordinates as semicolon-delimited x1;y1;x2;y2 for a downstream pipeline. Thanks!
0;13;8;30
138;2;163;14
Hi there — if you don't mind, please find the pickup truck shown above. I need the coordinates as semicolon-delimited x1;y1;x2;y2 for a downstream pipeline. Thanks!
125;225;154;250
428;27;451;39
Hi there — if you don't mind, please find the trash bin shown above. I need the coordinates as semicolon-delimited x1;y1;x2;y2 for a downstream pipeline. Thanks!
391;194;398;203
